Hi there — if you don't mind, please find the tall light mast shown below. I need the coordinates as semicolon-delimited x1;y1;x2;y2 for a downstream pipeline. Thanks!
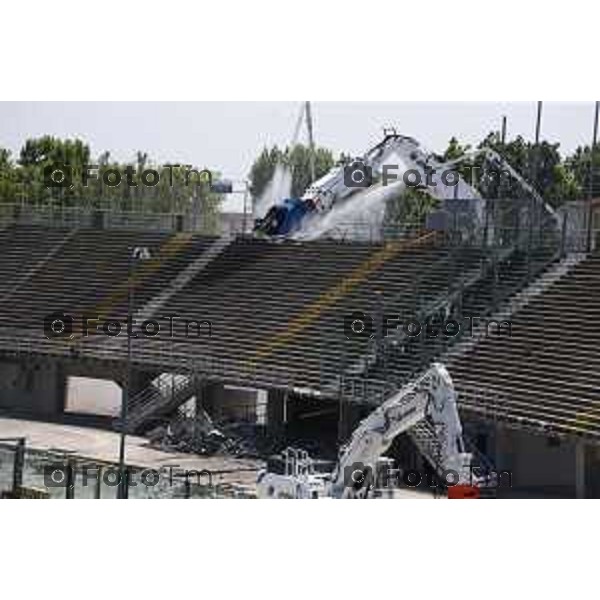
305;101;316;182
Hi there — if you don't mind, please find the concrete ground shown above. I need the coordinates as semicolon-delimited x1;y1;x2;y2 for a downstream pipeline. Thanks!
0;417;440;499
0;416;263;492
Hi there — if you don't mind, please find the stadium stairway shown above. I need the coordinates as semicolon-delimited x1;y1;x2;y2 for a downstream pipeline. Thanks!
121;373;197;433
99;233;233;360
130;234;233;323
0;224;218;352
340;241;563;398
108;232;490;391
115;233;562;432
0;227;80;305
2;220;585;444
442;252;588;363
443;248;600;441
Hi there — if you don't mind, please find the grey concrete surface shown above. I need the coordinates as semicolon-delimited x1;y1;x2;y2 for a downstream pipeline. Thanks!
0;416;263;489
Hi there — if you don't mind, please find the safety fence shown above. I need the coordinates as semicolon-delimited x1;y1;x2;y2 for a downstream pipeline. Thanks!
0;438;256;499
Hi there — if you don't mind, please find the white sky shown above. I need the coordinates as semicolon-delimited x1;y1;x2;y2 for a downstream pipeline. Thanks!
0;101;597;211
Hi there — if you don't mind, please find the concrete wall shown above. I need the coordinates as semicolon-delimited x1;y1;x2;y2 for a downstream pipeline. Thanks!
199;381;258;422
65;376;122;416
495;426;576;494
0;359;66;417
463;418;599;497
500;429;600;499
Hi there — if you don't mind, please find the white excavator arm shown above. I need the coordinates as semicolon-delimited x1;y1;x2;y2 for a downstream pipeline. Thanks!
254;129;484;237
302;130;481;213
257;363;476;499
329;363;472;498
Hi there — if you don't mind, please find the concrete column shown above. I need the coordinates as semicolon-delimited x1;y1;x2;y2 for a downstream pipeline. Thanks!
494;422;502;466
337;399;364;444
54;363;67;415
575;441;586;499
197;381;224;419
0;359;66;417
266;389;285;436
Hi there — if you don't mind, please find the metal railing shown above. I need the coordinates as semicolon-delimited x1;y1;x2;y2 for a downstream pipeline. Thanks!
0;202;224;235
0;440;256;499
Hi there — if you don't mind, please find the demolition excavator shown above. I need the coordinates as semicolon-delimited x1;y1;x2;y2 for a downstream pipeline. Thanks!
253;129;483;238
256;363;482;499
253;125;558;239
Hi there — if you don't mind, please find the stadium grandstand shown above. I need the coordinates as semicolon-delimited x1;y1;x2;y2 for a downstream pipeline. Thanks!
0;196;599;498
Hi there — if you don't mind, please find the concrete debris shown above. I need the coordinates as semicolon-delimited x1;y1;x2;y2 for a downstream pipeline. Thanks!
146;411;270;458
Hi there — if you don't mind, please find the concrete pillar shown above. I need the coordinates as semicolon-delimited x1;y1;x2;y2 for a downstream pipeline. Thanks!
55;364;67;414
494;422;502;466
220;386;258;422
575;441;586;499
337;399;365;444
197;381;224;419
0;359;66;417
266;389;286;436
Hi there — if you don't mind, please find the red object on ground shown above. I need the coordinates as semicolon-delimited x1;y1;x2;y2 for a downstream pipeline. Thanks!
447;485;480;499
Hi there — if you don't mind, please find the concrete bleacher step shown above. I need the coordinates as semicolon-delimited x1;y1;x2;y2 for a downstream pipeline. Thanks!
132;233;234;323
443;251;588;364
0;227;80;304
337;245;569;410
97;233;229;357
331;256;493;388
331;246;530;389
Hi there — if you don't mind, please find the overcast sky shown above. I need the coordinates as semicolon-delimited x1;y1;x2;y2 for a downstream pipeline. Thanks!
0;101;597;210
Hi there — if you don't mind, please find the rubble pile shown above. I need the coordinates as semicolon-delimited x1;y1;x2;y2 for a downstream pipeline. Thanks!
146;410;270;458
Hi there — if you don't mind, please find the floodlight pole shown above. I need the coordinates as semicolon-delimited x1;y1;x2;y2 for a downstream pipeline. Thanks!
528;101;543;280
242;180;250;235
117;250;136;499
305;101;316;183
587;101;599;252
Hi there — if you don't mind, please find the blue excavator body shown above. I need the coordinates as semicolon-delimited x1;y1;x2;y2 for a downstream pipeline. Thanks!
253;198;313;236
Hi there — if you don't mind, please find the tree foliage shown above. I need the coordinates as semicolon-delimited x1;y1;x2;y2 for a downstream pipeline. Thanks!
1;128;597;234
383;130;589;227
248;143;335;200
0;136;223;228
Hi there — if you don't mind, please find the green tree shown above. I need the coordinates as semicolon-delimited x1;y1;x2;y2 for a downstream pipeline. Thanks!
383;186;439;227
248;143;335;202
0;148;18;203
476;132;581;207
15;136;92;206
565;145;600;198
0;136;224;233
441;136;471;162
